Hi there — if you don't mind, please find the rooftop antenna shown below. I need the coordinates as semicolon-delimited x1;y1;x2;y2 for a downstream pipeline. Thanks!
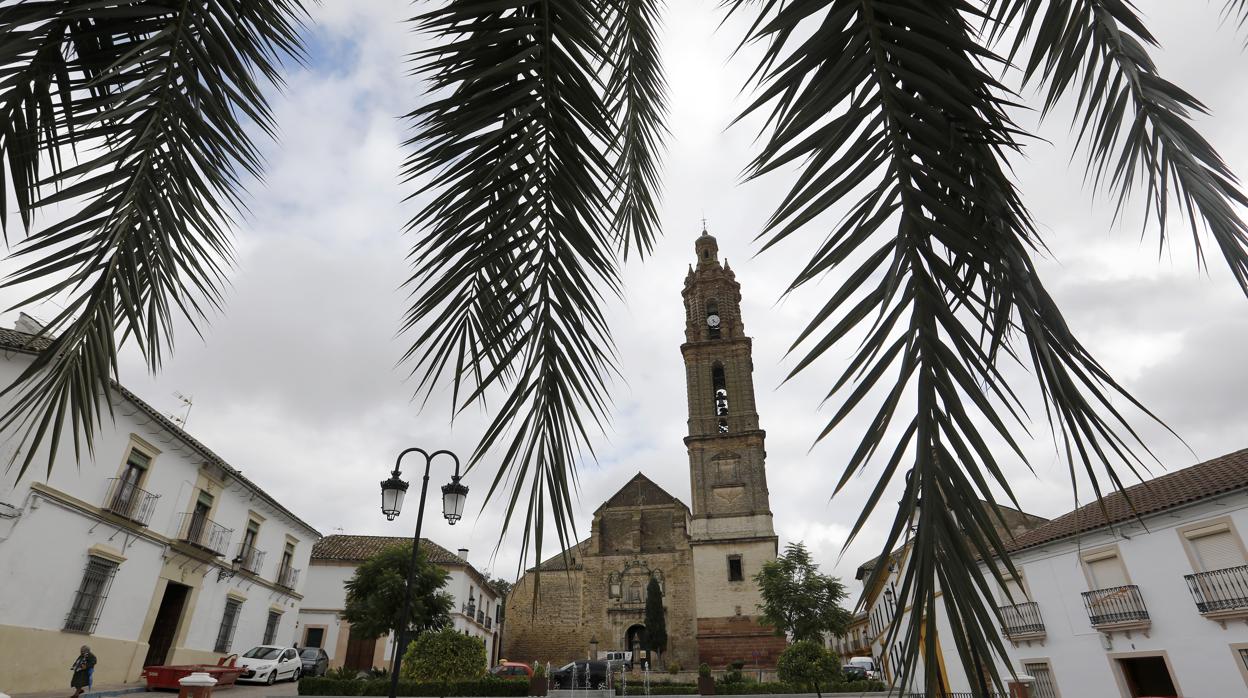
169;392;193;428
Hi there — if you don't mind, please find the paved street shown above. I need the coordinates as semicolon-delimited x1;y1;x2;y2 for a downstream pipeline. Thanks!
9;679;300;698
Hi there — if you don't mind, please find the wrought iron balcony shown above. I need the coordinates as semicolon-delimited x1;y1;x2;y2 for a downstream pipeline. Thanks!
1185;564;1248;615
997;601;1045;639
234;544;266;575
102;478;159;526
485;616;492;629
178;512;232;557
276;564;300;589
1082;584;1150;628
477;609;485;625
464;602;477;617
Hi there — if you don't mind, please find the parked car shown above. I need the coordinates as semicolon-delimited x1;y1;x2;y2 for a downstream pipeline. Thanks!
237;645;302;684
599;651;632;670
299;647;330;677
550;661;610;689
840;665;868;681
845;656;879;680
490;661;534;678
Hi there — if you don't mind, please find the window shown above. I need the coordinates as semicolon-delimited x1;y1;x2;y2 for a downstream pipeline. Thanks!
263;610;282;645
1002;573;1027;604
64;556;120;633
712;364;729;433
1022;661;1059;698
1184;523;1245;572
214;598;242;653
1082;550;1128;589
727;555;744;582
304;627;325;649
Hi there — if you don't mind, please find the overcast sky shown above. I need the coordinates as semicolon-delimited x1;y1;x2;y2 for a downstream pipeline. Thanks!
3;1;1246;593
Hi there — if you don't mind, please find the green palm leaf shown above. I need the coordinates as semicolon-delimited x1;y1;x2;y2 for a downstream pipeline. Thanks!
400;0;667;574
0;0;307;479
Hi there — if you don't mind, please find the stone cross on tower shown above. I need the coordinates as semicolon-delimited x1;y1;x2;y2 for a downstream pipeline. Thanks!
680;228;784;666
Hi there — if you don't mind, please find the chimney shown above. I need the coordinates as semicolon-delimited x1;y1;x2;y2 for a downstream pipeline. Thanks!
457;547;469;561
14;313;44;335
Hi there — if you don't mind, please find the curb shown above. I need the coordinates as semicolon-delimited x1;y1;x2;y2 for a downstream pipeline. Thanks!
86;688;149;698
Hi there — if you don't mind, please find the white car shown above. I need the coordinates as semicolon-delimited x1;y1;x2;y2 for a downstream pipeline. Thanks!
846;656;879;680
237;645;302;684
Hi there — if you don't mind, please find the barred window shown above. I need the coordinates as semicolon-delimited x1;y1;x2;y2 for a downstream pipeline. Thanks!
263;610;282;645
1023;660;1059;698
65;556;120;633
215;598;243;653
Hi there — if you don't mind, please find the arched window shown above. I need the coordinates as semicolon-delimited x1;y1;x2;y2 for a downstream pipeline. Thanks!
629;581;643;602
712;364;729;432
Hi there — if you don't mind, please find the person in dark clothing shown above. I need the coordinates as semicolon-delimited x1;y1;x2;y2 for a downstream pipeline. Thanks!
70;645;96;698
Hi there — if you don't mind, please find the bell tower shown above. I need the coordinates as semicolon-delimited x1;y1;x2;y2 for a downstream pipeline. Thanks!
682;228;785;667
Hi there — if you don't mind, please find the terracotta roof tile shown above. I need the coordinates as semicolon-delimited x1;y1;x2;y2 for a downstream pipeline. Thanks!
312;534;464;563
1007;448;1248;552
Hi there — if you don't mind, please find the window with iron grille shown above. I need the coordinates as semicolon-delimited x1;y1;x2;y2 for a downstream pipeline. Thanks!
263;610;282;645
214;598;243;653
1023;661;1059;698
64;556;120;633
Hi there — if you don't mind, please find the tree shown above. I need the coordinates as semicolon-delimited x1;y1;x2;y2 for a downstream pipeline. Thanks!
342;543;453;640
488;576;514;601
776;641;842;698
643;577;667;661
756;543;852;643
400;628;487;681
4;3;1248;695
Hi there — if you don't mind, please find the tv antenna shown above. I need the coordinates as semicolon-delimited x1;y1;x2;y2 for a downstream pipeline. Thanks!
169;392;194;428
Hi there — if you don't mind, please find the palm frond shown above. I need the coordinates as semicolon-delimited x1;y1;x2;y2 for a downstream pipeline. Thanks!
994;0;1248;291
732;0;1166;694
401;0;666;575
0;0;306;480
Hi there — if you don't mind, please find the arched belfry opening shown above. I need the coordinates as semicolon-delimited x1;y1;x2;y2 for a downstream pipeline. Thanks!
712;363;729;433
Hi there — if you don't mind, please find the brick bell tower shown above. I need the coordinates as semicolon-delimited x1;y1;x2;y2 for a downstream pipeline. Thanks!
681;228;786;667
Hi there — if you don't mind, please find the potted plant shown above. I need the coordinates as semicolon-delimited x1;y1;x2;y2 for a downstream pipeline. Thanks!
697;663;715;696
529;663;548;696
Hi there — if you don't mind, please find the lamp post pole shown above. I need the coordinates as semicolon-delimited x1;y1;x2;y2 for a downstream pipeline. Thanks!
381;447;464;698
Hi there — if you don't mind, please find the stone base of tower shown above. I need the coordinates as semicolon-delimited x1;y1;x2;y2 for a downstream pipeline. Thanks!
696;616;788;668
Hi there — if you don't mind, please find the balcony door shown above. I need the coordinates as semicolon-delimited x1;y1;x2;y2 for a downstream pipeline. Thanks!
112;451;150;517
1086;553;1129;590
188;491;213;544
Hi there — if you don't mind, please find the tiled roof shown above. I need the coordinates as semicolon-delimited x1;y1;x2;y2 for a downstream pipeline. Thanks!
313;534;504;594
1007;448;1248;552
532;539;590;572
0;327;320;537
312;535;464;564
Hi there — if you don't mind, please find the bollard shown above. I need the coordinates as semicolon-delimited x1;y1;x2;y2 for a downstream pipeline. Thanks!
178;671;218;698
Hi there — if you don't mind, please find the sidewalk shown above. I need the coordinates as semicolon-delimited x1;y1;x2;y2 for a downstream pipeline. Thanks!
6;683;147;698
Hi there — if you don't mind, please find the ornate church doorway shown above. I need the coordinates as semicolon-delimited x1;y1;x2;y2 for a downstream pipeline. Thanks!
625;624;650;669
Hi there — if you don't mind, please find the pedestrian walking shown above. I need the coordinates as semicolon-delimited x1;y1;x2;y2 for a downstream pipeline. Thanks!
70;645;96;698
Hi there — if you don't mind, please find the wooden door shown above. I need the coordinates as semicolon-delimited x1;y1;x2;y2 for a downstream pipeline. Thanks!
343;627;375;671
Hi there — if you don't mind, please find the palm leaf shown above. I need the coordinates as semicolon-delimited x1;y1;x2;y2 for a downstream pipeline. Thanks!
0;0;307;480
400;0;667;578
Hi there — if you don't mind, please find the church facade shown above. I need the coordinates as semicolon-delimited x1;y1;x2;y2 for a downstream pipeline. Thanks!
502;231;788;669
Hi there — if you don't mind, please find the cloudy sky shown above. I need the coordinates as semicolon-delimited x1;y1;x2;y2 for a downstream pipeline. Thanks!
3;1;1246;593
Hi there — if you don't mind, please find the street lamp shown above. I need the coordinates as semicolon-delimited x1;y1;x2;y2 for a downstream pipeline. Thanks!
379;447;467;698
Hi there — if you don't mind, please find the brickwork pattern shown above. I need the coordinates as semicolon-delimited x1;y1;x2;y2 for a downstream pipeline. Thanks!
695;616;788;669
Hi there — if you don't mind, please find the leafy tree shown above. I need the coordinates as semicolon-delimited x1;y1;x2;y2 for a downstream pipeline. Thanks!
488;576;514;599
776;641;842;698
643;577;667;659
400;628;487;681
5;2;1248;695
342;543;453;640
756;543;852;643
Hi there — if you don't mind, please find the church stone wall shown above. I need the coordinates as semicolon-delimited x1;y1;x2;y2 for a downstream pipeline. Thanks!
501;570;588;664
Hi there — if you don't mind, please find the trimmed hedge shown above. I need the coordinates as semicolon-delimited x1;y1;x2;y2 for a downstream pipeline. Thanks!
617;685;698;695
298;677;527;696
712;679;887;694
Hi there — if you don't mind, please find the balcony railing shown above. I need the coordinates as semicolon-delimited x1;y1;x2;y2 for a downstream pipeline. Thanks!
234;544;267;575
103;478;159;526
1185;564;1248;614
1082;584;1150;627
998;601;1045;638
464;602;476;617
178;512;232;557
485;616;492;629
276;565;300;589
477;609;485;625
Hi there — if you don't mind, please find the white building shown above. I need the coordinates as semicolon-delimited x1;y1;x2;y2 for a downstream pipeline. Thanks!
0;322;320;693
850;448;1248;698
298;534;503;671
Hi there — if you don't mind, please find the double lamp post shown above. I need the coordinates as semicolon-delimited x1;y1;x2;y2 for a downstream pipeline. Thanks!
379;447;468;698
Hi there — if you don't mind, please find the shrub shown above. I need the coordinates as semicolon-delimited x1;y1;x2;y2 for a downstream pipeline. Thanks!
667;661;681;674
776;640;841;697
618;685;697;695
697;664;711;679
298;677;527;697
400;628;487;681
533;663;547;678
